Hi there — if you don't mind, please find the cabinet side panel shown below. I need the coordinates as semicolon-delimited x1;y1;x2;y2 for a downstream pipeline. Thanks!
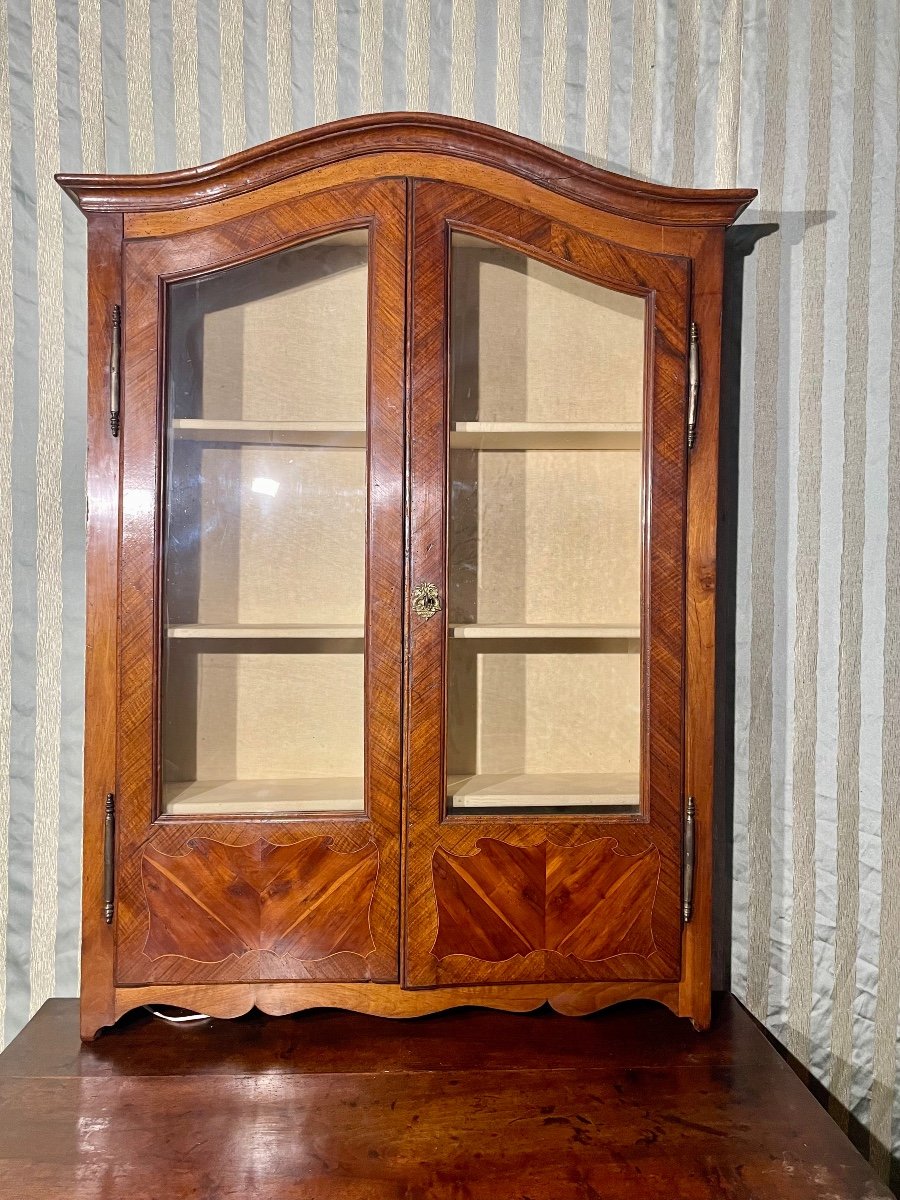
674;227;726;1030
80;213;122;1040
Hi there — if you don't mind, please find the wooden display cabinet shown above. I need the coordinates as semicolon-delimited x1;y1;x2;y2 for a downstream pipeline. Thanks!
57;114;755;1039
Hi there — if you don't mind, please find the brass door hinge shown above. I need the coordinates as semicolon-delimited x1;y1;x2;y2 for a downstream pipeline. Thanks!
683;796;696;923
687;322;699;451
109;304;121;437
103;793;115;924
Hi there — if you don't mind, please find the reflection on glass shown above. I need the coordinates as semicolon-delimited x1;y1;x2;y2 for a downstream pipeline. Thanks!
447;234;646;815
160;232;369;815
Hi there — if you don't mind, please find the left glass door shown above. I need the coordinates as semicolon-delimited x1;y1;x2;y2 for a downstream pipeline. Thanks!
115;181;406;986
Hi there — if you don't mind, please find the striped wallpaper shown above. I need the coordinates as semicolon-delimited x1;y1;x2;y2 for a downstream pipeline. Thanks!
0;0;898;1185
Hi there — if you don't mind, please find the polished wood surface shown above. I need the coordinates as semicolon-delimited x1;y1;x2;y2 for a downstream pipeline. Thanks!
114;180;406;994
0;996;890;1200
56;111;756;226
679;228;727;1029
105;978;683;1025
404;180;689;990
119;152;751;247
431;836;660;962
141;835;379;964
79;213;123;1041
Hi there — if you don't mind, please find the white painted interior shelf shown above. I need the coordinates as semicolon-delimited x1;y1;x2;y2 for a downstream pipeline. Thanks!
447;772;640;809
162;772;640;815
166;623;640;641
167;623;365;639
450;422;642;449
170;419;642;451
164;776;365;815
450;623;640;640
172;419;367;446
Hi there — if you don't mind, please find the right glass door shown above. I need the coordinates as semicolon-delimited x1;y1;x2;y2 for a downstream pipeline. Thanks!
447;232;644;816
405;182;692;988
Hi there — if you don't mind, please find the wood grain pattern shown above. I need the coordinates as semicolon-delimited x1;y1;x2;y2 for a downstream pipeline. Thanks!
676;227;726;1031
79;213;123;1042
142;835;378;964
56;111;756;227
0;994;763;1075
99;980;685;1030
404;181;690;989
115;180;406;989
431;836;660;963
120;153;745;249
0;997;891;1200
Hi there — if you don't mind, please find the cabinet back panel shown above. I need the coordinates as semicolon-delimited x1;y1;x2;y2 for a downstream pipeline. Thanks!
168;231;368;424
447;647;640;777
160;229;375;817
166;443;366;626
162;648;365;787
452;236;644;424
449;448;641;627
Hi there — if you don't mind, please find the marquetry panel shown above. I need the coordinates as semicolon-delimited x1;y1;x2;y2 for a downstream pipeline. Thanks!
404;181;690;987
142;835;378;965
432;836;660;964
115;819;391;984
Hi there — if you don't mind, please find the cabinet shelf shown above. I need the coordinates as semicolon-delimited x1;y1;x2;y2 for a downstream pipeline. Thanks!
450;422;642;450
450;623;639;640
172;419;366;447
164;777;365;815
171;420;640;450
165;623;638;642
164;773;640;814
447;772;640;809
167;623;365;639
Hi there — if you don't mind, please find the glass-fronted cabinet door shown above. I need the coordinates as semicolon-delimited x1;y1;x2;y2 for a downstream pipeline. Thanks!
405;183;692;987
114;181;406;986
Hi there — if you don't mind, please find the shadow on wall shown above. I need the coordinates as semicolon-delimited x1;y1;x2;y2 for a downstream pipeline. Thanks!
713;208;836;991
711;214;898;1189
713;217;780;995
741;996;898;1192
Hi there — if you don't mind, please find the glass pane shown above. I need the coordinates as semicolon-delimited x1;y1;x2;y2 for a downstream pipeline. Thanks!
447;234;645;815
160;231;369;815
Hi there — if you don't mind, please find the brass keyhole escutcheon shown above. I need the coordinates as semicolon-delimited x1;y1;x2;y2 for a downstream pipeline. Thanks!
412;582;442;621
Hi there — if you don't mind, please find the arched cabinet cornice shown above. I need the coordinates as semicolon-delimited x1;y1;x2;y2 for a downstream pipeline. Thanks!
57;111;755;228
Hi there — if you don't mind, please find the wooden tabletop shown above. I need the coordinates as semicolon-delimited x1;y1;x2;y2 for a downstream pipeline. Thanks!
0;995;890;1199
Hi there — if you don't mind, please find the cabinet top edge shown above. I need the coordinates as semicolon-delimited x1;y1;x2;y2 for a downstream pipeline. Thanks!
55;111;757;228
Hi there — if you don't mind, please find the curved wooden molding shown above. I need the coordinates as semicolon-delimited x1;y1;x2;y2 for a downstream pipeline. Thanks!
85;979;684;1038
141;835;378;965
431;836;660;965
56;112;755;227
